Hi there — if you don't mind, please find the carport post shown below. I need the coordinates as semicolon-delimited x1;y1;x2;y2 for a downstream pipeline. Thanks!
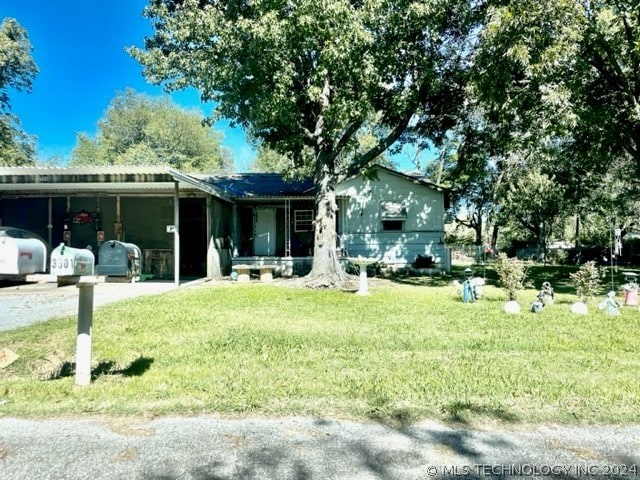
75;280;96;386
174;181;180;286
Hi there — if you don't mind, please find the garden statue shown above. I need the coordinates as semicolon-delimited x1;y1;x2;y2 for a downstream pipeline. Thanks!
598;291;621;316
622;272;638;306
461;268;477;303
531;293;545;313
539;281;555;305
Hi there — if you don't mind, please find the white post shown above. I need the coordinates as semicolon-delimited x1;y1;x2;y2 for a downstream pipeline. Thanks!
174;181;180;286
75;282;95;386
357;266;369;295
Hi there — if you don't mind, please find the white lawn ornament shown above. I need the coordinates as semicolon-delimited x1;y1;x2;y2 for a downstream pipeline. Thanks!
503;300;521;314
571;302;588;315
471;277;485;298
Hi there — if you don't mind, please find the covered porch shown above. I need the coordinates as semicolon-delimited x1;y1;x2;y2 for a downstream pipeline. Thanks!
231;198;316;277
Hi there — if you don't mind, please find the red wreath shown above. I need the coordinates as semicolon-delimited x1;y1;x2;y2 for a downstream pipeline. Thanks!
72;211;93;224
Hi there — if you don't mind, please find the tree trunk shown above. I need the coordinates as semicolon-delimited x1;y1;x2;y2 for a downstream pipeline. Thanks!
304;151;353;289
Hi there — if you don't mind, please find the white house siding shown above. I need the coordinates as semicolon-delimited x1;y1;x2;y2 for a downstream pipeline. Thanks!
336;168;450;270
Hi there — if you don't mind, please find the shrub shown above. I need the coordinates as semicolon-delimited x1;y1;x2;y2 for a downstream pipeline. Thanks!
569;261;604;302
412;254;434;269
495;253;528;301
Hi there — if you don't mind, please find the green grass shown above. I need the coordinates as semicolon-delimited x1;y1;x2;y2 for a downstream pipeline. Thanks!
2;272;640;426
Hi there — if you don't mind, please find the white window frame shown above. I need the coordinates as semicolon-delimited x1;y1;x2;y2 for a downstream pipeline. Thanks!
294;210;314;232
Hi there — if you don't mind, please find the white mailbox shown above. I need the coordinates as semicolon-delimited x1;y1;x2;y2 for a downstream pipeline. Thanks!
50;243;95;277
0;227;48;280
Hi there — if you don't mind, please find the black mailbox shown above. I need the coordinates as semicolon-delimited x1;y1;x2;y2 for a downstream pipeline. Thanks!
98;240;141;281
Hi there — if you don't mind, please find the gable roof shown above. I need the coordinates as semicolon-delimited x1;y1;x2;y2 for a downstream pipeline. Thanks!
361;165;447;192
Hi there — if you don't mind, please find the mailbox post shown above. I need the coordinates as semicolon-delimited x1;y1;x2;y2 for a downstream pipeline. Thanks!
50;243;98;386
75;278;97;386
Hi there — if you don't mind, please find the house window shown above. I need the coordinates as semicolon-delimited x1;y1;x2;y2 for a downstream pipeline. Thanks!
382;220;404;231
294;210;314;232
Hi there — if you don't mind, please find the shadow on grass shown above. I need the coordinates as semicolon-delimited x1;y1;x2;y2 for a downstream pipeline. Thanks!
440;400;519;425
365;394;519;431
380;263;638;296
40;356;154;381
93;356;155;378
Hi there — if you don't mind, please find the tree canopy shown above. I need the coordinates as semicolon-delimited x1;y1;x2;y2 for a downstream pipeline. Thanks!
70;89;233;172
428;0;640;252
0;18;38;166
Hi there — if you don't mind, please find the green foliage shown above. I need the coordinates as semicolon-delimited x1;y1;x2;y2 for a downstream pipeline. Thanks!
250;145;296;173
495;252;528;301
69;89;233;172
0;18;38;166
0;113;36;166
501;167;568;249
133;0;479;173
472;0;640;249
569;261;604;302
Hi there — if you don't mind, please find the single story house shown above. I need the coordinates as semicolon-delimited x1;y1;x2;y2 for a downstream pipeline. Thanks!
0;165;450;282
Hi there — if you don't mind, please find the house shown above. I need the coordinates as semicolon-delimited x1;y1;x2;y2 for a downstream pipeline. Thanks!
335;166;450;271
0;165;449;282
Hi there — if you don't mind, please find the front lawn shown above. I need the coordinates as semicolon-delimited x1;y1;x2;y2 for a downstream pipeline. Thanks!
1;276;639;425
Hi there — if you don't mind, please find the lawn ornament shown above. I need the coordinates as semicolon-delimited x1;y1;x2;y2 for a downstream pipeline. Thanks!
598;291;621;316
504;300;521;314
461;268;477;303
621;272;638;306
539;281;555;305
531;294;545;313
571;302;588;315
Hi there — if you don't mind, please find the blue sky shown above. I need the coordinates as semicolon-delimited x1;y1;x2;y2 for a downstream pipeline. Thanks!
2;1;421;172
2;0;258;170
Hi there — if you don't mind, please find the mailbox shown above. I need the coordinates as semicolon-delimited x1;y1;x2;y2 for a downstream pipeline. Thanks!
0;227;48;279
50;243;95;277
98;240;141;281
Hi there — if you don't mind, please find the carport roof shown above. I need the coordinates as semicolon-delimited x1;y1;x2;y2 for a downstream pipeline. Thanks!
0;166;207;197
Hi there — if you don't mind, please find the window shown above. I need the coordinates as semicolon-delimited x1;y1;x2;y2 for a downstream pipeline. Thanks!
294;210;313;232
382;220;404;231
380;201;406;231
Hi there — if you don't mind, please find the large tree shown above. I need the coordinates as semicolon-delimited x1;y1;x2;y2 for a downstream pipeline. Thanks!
70;88;233;172
132;0;483;287
473;0;640;232
0;18;38;166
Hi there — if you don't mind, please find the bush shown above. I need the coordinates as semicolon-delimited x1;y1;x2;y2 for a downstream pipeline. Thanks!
495;253;528;301
412;254;434;269
569;261;604;302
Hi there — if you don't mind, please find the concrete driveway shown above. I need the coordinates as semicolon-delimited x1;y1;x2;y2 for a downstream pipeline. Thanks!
0;279;190;332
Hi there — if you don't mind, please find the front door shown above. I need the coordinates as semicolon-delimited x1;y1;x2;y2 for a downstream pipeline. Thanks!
254;208;276;256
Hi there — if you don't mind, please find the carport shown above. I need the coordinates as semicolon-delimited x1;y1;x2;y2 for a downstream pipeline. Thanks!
0;166;233;284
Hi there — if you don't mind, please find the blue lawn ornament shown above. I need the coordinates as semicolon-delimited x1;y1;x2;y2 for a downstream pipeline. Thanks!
531;294;545;313
462;278;476;303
